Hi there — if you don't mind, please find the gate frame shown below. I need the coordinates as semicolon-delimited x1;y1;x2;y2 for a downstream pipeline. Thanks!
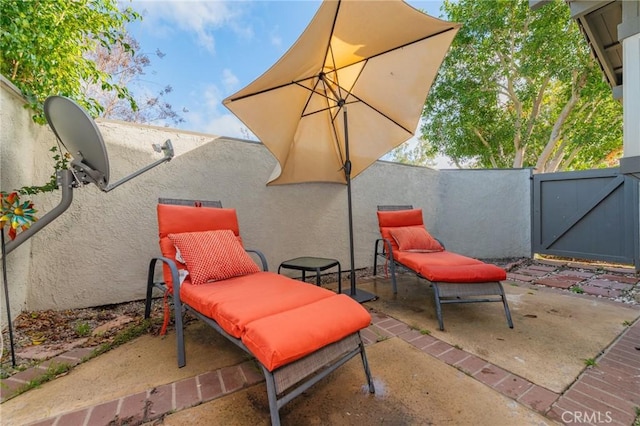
532;168;639;272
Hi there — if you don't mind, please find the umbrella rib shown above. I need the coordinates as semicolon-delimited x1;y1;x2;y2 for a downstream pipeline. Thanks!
362;26;458;64
225;27;456;104
225;81;301;103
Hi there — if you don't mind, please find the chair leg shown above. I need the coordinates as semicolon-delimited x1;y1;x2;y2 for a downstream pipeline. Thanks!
172;288;186;368
389;259;398;294
499;283;514;328
145;259;158;319
374;239;398;293
262;368;281;426
358;335;375;394
432;283;445;331
373;240;381;276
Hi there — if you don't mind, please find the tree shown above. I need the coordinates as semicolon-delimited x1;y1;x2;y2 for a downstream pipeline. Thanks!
0;0;141;124
83;34;185;127
396;0;622;172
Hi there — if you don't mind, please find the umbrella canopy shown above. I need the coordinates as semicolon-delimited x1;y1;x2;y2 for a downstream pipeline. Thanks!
223;0;459;301
223;0;460;185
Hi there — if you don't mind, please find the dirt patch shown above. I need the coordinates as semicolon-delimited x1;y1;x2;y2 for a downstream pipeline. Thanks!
0;299;169;377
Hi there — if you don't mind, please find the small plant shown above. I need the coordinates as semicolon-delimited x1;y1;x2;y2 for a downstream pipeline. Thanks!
7;362;73;399
509;282;519;287
454;344;462;350
623;320;632;327
376;335;389;343
583;358;597;367
88;319;154;359
74;321;92;337
420;329;431;335
570;285;584;294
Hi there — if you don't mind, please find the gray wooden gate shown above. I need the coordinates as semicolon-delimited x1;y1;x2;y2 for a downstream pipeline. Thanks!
532;168;639;270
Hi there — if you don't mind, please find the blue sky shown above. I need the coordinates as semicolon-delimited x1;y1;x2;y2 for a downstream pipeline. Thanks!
126;0;447;143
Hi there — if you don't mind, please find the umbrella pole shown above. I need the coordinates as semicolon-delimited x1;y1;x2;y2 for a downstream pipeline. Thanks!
343;107;377;303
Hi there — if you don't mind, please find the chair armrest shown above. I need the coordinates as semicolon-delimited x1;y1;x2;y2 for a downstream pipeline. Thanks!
375;238;396;258
146;256;181;319
246;249;269;271
148;256;181;292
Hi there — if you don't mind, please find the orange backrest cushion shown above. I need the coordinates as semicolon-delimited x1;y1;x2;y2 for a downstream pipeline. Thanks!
157;204;243;290
389;226;443;252
377;209;426;253
168;230;259;285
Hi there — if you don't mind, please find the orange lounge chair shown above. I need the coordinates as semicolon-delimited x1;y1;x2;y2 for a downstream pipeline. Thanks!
373;205;513;331
145;199;374;425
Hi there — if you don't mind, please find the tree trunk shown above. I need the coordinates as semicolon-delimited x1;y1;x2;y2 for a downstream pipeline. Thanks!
535;72;587;173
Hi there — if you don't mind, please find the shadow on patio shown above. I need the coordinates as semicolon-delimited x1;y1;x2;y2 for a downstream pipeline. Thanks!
1;259;639;425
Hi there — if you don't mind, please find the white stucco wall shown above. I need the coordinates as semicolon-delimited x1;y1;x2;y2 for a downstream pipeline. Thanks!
0;79;531;325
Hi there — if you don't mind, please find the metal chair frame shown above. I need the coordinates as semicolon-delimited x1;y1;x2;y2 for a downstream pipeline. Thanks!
373;205;513;331
145;198;374;425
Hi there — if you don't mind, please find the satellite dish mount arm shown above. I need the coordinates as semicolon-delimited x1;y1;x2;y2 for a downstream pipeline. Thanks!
74;139;174;192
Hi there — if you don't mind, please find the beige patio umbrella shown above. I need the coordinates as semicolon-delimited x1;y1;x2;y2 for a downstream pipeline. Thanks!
223;0;460;301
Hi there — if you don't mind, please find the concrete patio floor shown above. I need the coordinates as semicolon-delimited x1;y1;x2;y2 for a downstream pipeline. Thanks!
1;259;639;425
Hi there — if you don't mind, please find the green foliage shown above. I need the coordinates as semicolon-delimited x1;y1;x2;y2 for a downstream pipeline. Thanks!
0;0;141;123
74;321;92;337
0;0;141;198
570;285;584;294
399;0;622;172
89;319;153;358
17;362;72;397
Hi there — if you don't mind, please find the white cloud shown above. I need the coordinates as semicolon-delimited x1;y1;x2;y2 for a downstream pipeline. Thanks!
269;27;282;49
221;69;240;93
180;83;255;140
131;0;243;53
204;114;252;139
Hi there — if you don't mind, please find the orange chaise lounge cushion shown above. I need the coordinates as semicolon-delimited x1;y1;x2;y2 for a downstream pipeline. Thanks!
243;294;372;371
157;204;243;291
377;208;506;283
394;250;507;283
180;271;335;338
180;271;371;371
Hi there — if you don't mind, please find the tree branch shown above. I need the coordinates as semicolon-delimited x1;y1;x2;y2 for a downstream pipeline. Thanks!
473;127;498;168
535;70;587;172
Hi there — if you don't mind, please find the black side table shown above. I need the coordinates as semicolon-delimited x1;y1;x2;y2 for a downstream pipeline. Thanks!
278;256;342;293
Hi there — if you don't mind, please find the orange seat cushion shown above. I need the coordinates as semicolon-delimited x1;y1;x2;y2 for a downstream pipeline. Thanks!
395;251;506;282
180;271;335;338
242;294;372;371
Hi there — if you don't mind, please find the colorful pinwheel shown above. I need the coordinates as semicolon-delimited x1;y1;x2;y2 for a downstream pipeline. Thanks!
1;192;38;240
